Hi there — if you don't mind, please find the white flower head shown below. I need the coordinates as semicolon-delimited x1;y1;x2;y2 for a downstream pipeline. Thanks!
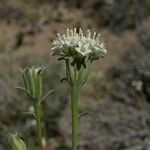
51;28;107;69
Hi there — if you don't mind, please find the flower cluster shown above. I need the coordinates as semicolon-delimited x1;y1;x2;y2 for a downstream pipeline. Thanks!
51;28;107;69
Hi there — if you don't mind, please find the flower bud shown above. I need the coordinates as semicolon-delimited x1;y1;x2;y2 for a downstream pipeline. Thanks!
9;133;27;150
21;66;44;100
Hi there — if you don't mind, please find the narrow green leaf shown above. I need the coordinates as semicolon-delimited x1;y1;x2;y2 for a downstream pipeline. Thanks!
41;89;55;103
41;83;61;103
60;78;68;83
79;112;99;123
15;86;30;95
21;112;35;118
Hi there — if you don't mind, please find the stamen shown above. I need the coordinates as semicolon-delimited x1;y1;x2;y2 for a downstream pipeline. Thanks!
70;30;74;36
93;32;96;40
79;28;83;38
57;33;61;38
66;29;70;37
87;29;91;39
74;28;77;36
96;34;100;41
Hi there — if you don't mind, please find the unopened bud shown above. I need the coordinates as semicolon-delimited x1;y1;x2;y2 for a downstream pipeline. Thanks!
9;133;27;150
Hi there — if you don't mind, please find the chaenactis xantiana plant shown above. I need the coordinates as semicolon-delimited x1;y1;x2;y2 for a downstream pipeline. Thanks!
19;66;45;150
51;28;107;150
14;66;56;150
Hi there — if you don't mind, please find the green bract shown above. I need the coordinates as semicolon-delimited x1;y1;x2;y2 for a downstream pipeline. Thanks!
9;133;27;150
21;66;44;100
66;57;90;87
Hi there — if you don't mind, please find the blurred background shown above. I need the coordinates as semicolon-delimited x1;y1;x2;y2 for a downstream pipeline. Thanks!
0;0;150;149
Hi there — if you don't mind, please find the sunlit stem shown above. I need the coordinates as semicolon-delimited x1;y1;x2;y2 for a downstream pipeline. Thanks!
67;60;89;150
71;83;80;150
33;99;44;150
70;65;81;150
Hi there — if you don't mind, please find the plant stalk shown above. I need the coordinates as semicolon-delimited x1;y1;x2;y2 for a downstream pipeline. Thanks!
33;100;44;150
71;84;80;150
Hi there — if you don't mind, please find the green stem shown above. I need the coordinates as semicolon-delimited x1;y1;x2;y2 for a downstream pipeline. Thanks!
71;84;80;150
33;100;44;150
